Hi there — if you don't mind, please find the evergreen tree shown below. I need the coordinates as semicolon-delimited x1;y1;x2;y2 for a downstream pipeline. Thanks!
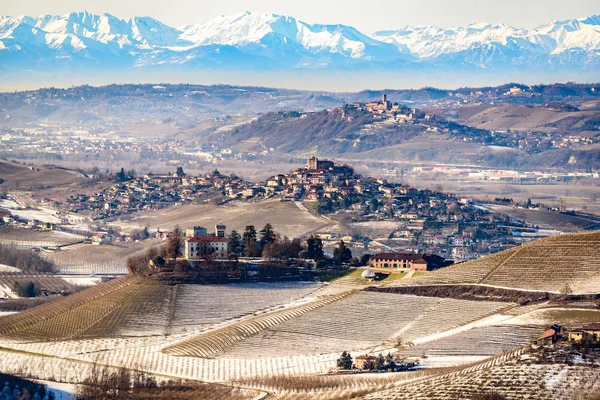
166;226;183;259
116;167;127;182
243;225;260;257
375;354;385;370
360;254;372;266
228;230;244;257
259;223;276;246
336;351;353;370
333;240;352;264
306;235;324;260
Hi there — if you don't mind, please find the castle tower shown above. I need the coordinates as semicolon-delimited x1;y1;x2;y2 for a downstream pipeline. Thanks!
215;223;226;238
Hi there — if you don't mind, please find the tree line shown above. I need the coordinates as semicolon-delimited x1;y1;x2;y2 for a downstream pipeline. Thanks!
126;223;357;275
0;244;57;273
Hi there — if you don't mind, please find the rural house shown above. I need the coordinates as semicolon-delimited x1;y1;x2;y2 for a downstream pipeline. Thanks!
368;253;446;271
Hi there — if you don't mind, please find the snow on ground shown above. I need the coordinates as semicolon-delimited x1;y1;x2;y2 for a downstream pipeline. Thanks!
0;283;17;299
0;264;20;272
0;199;61;224
417;355;490;369
0;311;18;318
411;314;515;345
33;379;78;400
58;276;102;286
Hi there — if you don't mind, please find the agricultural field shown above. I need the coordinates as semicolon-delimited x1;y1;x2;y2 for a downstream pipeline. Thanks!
0;272;77;301
169;282;323;334
113;198;335;240
394;230;600;293
0;278;323;341
44;241;160;275
0;228;85;248
0;246;599;397
482;204;600;232
163;290;512;362
399;325;541;358
364;352;600;400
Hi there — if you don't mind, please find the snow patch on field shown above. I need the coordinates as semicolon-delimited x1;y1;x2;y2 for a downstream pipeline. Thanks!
0;311;18;317
58;276;102;286
418;355;489;368
411;314;515;345
0;264;20;272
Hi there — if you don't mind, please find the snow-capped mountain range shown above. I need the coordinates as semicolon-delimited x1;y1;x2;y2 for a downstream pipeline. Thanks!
1;11;599;72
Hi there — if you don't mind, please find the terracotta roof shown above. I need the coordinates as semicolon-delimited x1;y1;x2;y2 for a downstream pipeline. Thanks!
583;323;600;330
371;253;425;261
185;236;228;243
538;329;557;340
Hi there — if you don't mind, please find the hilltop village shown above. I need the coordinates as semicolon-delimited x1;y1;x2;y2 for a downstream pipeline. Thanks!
263;157;532;261
0;157;554;263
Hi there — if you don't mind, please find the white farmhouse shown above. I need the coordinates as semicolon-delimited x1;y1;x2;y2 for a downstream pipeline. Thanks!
184;236;228;259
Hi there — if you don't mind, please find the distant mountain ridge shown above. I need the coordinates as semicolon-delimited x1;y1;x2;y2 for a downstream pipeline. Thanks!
1;11;599;73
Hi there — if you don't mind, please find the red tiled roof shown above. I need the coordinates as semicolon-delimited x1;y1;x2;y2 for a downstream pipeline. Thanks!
538;330;556;340
371;253;424;261
583;322;600;330
185;236;228;243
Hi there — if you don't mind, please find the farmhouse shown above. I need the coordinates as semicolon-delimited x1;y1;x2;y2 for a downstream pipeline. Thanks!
534;325;563;346
91;232;114;245
184;236;228;259
368;253;446;271
567;323;600;344
355;355;377;369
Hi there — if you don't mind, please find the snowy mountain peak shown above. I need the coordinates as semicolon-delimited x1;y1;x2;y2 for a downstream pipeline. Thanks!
0;11;599;73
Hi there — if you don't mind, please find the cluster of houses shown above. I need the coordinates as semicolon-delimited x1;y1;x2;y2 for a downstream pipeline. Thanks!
264;157;524;261
0;213;57;232
65;169;260;219
533;323;600;347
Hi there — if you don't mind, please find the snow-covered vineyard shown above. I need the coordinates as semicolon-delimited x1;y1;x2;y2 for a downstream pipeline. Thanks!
0;277;569;384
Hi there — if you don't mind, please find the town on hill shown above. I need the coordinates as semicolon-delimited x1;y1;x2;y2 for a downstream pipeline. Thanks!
3;156;583;269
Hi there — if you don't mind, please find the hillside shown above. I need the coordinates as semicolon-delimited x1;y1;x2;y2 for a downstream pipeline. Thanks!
114;198;333;240
202;106;490;156
0;161;87;191
453;104;600;133
392;231;600;293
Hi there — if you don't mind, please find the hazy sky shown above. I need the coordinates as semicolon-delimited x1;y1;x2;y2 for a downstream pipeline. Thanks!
1;0;599;32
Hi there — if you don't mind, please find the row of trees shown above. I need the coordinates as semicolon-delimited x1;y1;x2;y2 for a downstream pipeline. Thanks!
154;223;355;266
0;244;57;273
227;224;353;263
336;351;410;372
78;363;158;400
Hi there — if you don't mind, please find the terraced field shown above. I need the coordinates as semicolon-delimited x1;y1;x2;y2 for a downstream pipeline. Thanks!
219;292;438;358
0;278;324;340
399;325;541;358
364;358;600;400
169;282;322;334
163;290;356;358
0;272;75;298
394;231;600;293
